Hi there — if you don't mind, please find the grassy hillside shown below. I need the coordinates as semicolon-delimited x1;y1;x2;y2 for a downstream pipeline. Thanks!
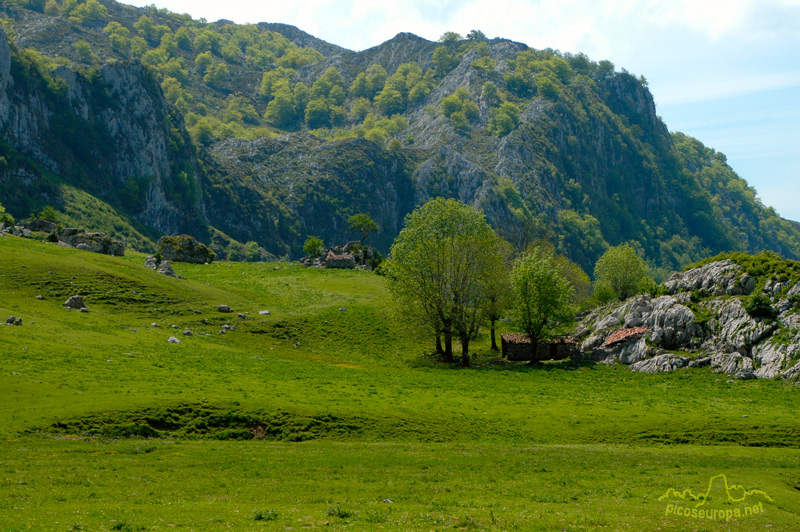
1;235;800;530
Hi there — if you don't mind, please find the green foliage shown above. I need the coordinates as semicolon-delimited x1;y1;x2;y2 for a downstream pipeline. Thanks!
38;205;59;222
0;201;15;225
244;241;260;262
303;236;324;258
348;213;378;244
385;198;507;365
488;102;520;137
593;243;653;303
511;246;574;351
73;40;95;63
744;292;777;320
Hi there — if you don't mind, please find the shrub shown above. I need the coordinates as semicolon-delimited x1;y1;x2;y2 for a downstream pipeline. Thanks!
303;236;324;258
744;292;776;320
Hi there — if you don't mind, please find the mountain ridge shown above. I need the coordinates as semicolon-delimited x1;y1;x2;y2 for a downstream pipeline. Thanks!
0;0;798;270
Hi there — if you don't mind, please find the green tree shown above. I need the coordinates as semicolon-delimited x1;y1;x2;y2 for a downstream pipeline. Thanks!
593;243;653;303
194;51;213;74
303;236;324;258
244;241;260;262
385;198;507;366
38;205;59;222
0;201;15;225
484;239;513;351
348;213;379;245
44;0;59;16
511;247;574;364
73;40;95;63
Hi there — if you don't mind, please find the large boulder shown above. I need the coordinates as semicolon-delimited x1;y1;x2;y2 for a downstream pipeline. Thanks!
55;228;125;256
157;235;216;264
64;295;86;309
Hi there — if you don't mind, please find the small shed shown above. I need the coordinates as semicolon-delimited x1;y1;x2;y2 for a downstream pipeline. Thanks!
325;250;356;269
501;333;579;362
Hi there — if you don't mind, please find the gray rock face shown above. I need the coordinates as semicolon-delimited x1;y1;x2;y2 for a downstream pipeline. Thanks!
643;297;697;349
64;295;86;309
752;338;800;379
55;228;125;256
704;298;775;352
631;353;688;373
574;259;800;380
145;256;159;270
664;260;754;296
711;353;755;380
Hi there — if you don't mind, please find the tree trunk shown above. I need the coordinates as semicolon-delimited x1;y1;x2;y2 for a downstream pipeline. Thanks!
460;337;470;367
443;330;454;363
490;318;498;351
435;334;444;355
527;334;539;366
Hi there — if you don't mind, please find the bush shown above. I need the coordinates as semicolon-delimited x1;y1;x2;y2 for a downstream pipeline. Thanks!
744;292;776;320
303;236;324;258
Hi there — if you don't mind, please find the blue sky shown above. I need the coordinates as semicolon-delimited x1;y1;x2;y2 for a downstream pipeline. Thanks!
124;0;800;221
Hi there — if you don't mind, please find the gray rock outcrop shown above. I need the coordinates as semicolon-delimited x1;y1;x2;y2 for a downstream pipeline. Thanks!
157;235;215;264
574;260;800;380
64;295;86;309
55;228;125;256
664;260;754;296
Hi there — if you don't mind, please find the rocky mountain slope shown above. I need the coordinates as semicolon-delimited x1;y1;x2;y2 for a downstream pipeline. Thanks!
575;253;800;380
1;1;799;268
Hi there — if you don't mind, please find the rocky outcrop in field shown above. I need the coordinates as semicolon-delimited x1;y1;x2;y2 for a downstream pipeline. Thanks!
574;260;800;379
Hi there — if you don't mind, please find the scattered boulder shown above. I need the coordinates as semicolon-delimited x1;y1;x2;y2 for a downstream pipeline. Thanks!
156;260;185;279
237;313;246;319
6;316;22;326
167;336;181;344
35;295;43;300
157;235;216;264
217;305;232;313
64;295;86;309
145;256;185;279
79;307;89;313
258;310;270;315
182;330;193;336
19;219;57;233
55;228;125;256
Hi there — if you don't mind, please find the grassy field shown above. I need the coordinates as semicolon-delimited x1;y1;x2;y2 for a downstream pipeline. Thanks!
1;235;799;531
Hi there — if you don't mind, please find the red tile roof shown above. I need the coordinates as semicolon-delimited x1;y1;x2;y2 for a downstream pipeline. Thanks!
603;326;649;346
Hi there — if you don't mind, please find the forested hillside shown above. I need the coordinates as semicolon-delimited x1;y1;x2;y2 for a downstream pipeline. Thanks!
1;0;798;273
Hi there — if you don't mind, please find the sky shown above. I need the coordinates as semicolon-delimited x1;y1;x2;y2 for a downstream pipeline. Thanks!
123;0;800;221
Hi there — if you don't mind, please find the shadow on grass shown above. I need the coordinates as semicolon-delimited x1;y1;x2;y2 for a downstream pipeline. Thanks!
408;352;599;373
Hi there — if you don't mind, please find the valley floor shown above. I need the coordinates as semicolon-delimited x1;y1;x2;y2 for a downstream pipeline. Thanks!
1;236;798;531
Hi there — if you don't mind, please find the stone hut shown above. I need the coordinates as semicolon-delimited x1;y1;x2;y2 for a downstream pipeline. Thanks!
324;247;356;269
501;333;579;362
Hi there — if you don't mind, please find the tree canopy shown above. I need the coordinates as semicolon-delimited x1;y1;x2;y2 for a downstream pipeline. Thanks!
593;243;653;303
385;198;507;365
511;247;574;363
348;213;379;245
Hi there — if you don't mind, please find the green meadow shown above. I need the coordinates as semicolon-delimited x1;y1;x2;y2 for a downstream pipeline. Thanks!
1;235;799;531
